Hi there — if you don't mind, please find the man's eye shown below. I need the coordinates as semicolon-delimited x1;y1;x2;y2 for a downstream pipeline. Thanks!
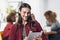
28;12;31;14
24;12;26;13
23;12;26;14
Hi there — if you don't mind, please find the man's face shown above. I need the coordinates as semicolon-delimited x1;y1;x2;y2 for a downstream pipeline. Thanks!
19;7;31;21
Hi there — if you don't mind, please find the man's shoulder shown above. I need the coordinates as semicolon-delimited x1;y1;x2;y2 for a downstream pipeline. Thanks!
35;21;40;24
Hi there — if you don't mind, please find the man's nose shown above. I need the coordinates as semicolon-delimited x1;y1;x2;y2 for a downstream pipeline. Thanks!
25;13;28;16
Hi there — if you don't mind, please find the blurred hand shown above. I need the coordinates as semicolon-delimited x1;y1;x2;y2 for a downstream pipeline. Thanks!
23;37;28;40
51;31;57;34
33;35;42;40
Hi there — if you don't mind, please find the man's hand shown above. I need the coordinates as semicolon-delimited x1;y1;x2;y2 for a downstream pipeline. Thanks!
23;37;28;40
33;35;42;40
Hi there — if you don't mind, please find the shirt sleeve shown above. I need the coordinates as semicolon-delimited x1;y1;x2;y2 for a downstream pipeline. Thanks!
35;21;48;40
56;20;60;28
2;23;12;38
35;21;42;31
8;24;16;40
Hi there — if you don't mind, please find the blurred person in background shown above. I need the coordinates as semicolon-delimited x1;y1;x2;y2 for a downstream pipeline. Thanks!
2;10;16;40
44;10;60;40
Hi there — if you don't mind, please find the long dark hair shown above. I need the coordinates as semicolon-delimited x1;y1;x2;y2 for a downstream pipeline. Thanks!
17;3;34;28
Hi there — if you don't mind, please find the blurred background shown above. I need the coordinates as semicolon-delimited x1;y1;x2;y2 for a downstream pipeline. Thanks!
0;0;60;31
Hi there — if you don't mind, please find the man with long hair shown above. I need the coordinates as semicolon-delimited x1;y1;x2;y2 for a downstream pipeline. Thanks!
9;3;47;40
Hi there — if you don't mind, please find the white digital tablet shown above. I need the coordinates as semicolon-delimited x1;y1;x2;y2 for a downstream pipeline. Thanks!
28;31;43;40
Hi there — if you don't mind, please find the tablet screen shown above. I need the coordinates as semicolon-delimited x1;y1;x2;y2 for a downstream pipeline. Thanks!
28;31;43;40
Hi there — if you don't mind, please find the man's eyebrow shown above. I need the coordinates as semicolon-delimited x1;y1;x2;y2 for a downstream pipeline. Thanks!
28;11;31;13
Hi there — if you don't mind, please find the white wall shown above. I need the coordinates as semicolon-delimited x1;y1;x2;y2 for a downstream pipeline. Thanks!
48;0;60;22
